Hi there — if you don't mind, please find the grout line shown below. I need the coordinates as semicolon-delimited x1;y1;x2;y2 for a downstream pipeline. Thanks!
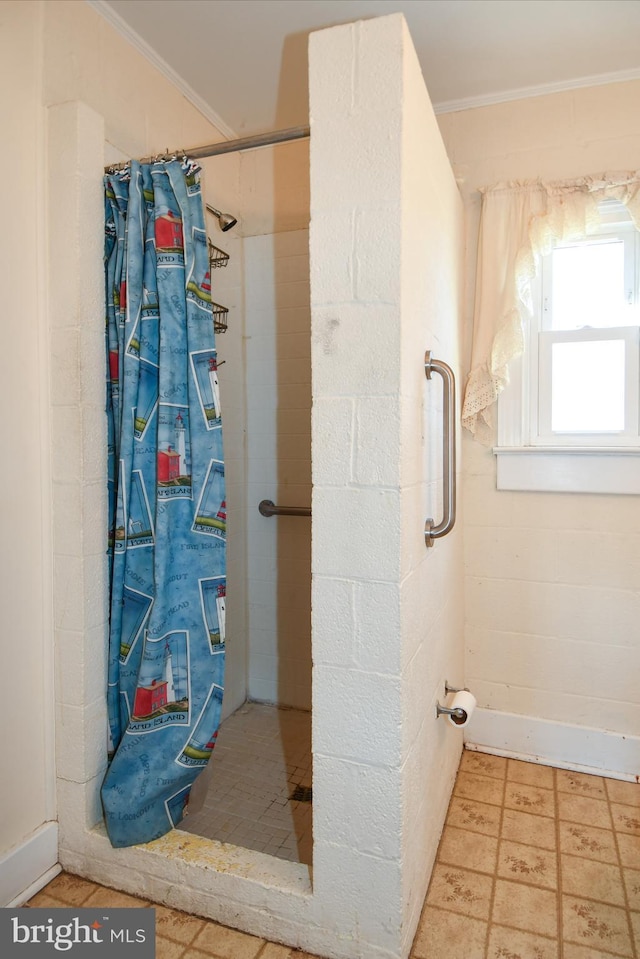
605;778;638;959
553;765;564;959
483;757;509;959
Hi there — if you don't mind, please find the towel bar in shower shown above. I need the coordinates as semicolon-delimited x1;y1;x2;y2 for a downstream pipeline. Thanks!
424;350;456;547
258;499;311;518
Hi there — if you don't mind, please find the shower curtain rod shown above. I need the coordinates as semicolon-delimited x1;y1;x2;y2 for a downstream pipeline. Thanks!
104;125;311;172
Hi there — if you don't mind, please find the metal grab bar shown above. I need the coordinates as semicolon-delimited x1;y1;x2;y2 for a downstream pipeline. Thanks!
424;351;456;547
259;499;311;518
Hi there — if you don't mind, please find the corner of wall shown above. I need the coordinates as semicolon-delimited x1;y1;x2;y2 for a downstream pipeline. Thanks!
47;99;109;858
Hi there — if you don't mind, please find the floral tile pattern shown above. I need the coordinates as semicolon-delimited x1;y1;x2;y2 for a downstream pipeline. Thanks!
487;923;558;959
30;752;640;959
426;864;493;920
416;756;639;959
498;840;557;889
622;866;640;903
447;797;502;837
35;873;100;906
611;803;640;836
559;822;619;864
460;751;508;781
504;782;556;818
556;770;607;799
562;897;633;956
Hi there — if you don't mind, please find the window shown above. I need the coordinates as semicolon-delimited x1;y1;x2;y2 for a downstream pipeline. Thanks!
495;202;640;493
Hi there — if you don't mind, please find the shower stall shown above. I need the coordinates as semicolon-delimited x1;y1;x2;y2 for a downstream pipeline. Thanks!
181;187;315;863
51;13;464;959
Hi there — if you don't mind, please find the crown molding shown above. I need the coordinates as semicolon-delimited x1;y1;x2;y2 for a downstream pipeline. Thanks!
433;66;640;115
86;0;237;140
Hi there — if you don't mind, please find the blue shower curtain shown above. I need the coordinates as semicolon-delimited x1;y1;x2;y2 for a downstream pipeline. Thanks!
102;158;226;847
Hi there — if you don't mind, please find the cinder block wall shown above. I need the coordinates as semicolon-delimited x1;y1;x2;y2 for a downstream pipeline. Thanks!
437;82;640;775
310;14;465;955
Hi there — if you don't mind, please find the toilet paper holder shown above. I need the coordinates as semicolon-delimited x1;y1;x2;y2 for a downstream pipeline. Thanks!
436;681;468;722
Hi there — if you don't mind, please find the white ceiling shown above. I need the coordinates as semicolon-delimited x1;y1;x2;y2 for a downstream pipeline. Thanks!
92;0;640;138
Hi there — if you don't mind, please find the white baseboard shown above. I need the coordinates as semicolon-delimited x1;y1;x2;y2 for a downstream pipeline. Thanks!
464;707;640;782
1;822;60;906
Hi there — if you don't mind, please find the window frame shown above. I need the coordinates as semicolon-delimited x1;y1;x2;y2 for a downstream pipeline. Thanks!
494;203;640;494
537;326;639;445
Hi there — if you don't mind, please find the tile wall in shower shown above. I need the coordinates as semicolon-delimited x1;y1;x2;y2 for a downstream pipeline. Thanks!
244;229;312;711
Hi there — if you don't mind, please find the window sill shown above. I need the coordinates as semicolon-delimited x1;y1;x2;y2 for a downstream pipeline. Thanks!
493;446;640;494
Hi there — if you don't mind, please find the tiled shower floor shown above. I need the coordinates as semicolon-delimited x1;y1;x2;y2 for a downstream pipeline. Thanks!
179;701;312;864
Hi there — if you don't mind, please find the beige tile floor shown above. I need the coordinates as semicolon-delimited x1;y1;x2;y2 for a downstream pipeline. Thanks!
26;751;640;959
417;751;640;959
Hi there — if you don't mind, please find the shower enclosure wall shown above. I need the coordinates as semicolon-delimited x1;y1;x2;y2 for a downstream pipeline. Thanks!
46;11;464;959
239;217;312;712
197;140;313;725
179;149;313;861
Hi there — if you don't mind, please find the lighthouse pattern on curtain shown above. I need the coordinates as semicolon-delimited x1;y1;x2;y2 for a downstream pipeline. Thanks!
102;158;226;848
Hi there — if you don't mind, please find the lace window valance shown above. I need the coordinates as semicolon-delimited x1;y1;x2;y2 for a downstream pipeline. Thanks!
461;171;640;444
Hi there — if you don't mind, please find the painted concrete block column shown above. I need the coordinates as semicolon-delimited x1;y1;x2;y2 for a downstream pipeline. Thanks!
311;13;464;958
310;15;404;953
48;100;110;848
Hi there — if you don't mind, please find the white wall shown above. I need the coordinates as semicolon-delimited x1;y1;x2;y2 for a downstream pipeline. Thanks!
205;141;313;714
0;0;57;904
437;80;640;776
237;142;312;710
239;140;311;238
192;186;247;720
244;229;312;709
208;148;316;720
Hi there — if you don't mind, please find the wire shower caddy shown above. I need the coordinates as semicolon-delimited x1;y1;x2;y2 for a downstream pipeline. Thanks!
208;239;230;333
